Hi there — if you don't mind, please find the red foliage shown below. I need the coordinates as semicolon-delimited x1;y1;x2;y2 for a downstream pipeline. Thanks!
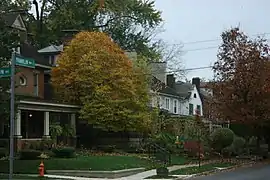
211;28;270;126
184;141;204;155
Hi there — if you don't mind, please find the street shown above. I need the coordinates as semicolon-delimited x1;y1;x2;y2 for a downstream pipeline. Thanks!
191;163;270;180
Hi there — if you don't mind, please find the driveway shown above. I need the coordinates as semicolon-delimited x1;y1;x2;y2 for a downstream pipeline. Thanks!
191;163;270;180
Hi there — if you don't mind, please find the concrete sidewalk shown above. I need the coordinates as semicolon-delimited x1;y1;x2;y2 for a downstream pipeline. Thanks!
40;163;203;180
24;162;217;180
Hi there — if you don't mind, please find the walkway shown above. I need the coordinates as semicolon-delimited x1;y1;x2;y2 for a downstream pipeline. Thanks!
39;163;207;180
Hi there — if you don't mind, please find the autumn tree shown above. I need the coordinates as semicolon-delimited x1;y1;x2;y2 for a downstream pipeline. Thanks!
51;31;151;132
212;28;270;139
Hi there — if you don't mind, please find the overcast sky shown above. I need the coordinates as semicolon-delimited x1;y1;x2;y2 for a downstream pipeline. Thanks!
154;0;270;80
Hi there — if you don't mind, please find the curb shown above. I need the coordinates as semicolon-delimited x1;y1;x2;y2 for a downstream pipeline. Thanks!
176;160;270;179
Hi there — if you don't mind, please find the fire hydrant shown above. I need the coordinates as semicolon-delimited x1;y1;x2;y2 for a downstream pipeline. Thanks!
38;161;44;177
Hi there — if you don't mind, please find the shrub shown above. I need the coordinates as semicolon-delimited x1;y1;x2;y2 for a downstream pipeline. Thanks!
0;148;7;158
156;167;169;176
52;147;75;158
232;136;246;155
0;140;8;148
97;145;116;153
19;149;42;160
210;128;234;153
40;139;54;150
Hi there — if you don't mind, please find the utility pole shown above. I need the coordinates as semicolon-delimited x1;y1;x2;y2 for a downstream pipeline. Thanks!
9;52;15;180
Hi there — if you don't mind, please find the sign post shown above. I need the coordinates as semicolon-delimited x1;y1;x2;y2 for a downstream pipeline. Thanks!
9;52;15;180
7;54;35;180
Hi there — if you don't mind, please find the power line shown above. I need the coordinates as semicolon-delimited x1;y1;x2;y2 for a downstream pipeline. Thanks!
150;66;213;75
167;32;270;47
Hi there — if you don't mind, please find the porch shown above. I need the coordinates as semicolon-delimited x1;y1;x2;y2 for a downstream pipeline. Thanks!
0;100;80;150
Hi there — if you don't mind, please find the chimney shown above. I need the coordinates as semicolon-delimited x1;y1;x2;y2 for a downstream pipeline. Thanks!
150;62;167;83
61;29;80;46
192;77;200;93
166;74;175;89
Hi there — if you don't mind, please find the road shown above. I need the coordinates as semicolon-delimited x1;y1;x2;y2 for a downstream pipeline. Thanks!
191;163;270;180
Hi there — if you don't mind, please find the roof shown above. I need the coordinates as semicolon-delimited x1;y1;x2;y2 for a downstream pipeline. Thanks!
20;42;51;67
2;13;26;31
2;13;18;26
38;45;63;54
175;81;193;98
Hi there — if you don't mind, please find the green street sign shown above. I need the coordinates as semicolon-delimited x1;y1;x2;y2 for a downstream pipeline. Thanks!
0;67;11;77
15;56;35;68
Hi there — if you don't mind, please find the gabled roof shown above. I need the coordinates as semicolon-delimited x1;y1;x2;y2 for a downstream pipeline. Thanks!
151;76;182;98
38;45;63;54
20;42;51;67
175;81;193;98
2;13;26;31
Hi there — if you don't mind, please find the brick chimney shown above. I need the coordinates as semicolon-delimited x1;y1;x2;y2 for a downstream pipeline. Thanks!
166;74;176;89
61;29;80;46
192;77;200;93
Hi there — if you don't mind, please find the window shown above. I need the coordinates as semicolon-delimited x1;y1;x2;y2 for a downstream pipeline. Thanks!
197;105;201;115
19;76;27;86
33;73;39;96
165;98;170;110
49;56;56;66
173;100;177;114
193;93;197;98
189;103;194;115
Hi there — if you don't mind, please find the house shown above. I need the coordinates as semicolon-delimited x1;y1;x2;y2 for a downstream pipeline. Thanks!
0;12;79;150
150;62;203;116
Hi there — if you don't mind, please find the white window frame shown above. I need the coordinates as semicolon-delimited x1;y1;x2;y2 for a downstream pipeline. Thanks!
165;98;170;110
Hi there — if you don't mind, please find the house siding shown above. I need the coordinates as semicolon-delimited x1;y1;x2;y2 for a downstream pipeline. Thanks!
15;66;44;98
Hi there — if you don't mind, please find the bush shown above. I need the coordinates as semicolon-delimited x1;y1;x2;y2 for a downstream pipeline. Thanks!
232;136;246;155
19;149;42;160
97;145;116;153
52;147;75;158
0;148;7;158
210;128;234;153
156;167;169;176
40;139;54;150
0;140;8;148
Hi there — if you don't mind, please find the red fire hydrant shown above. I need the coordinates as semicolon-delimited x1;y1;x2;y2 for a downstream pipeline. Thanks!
39;161;44;177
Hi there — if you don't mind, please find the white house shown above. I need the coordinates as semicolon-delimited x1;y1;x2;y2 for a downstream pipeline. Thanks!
150;70;203;116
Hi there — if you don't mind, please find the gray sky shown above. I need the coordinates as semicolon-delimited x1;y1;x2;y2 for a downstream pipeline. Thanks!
154;0;270;81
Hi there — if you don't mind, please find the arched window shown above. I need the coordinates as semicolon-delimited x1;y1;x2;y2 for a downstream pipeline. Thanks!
19;76;27;86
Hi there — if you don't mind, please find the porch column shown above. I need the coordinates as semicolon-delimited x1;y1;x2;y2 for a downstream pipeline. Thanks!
43;111;50;138
70;113;76;135
14;110;22;137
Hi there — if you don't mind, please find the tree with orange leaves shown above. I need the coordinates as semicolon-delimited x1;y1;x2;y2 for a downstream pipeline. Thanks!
212;28;270;139
51;31;151;132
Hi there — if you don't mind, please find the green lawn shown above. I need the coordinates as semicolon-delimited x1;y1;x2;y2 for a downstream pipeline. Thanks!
170;162;236;175
0;174;55;179
0;155;154;174
145;175;177;179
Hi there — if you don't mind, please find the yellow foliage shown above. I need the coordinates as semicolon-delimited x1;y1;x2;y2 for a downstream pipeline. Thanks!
51;31;151;132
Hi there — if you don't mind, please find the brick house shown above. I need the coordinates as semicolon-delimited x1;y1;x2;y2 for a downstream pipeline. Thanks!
0;13;79;150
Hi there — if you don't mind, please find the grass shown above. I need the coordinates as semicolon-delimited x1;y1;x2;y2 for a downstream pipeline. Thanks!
145;175;177;179
0;174;56;179
0;155;153;174
170;162;236;175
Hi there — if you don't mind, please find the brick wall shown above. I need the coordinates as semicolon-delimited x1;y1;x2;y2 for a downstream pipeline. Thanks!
15;66;44;98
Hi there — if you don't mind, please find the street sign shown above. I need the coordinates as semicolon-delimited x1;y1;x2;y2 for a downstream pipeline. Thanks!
15;56;35;68
0;67;11;77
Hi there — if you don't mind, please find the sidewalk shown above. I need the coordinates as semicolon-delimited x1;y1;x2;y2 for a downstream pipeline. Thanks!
41;163;207;180
24;161;218;180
